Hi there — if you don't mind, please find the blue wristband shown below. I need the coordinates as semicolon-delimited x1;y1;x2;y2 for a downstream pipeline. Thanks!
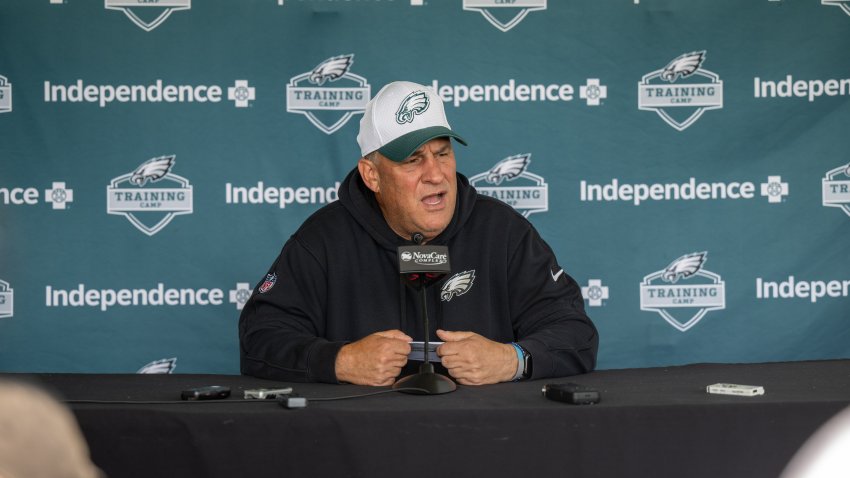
510;342;524;381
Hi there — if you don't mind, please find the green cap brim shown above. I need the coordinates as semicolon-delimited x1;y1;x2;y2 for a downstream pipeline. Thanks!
378;126;467;162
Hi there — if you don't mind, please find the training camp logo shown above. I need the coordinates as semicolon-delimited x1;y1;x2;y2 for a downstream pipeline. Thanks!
463;0;547;32
823;0;850;17
286;54;371;134
106;0;190;32
137;358;177;374
0;75;11;113
582;279;609;307
106;155;193;236
396;91;429;124
469;154;548;217
638;51;724;131
441;270;476;302
0;279;13;319
639;252;726;332
823;162;850;218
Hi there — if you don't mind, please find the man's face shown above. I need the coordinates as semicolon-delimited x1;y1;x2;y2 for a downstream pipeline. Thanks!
358;138;457;242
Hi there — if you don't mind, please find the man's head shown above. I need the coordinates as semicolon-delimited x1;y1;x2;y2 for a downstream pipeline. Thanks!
356;81;467;242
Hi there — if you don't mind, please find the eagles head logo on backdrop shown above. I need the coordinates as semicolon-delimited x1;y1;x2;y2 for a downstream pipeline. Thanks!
286;54;371;134
396;91;429;124
661;252;707;284
638;50;724;131
660;51;705;83
137;358;177;374
130;156;174;186
469;154;548;217
484;154;531;186
106;155;194;236
309;55;353;86
640;252;726;332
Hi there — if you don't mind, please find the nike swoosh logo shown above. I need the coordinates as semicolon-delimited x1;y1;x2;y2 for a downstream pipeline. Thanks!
550;269;564;282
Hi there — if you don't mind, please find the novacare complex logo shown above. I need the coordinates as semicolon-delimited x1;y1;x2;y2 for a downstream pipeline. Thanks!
638;51;723;131
107;155;193;236
640;252;726;332
0;75;11;113
463;0;546;32
105;0;190;32
401;251;449;266
469;154;548;217
286;54;371;134
823;162;850;218
0;279;13;319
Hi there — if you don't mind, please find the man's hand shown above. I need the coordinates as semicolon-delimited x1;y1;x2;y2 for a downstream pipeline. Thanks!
335;330;412;386
436;329;517;386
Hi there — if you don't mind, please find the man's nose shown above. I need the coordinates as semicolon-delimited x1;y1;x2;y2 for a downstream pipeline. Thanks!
420;153;443;182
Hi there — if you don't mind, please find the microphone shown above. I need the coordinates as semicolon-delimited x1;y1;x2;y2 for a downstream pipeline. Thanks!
394;233;456;395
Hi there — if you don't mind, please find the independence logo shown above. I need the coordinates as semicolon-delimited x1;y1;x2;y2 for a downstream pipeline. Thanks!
463;0;547;32
286;54;371;134
638;51;724;131
1;182;75;209
0;279;13;319
822;162;850;218
106;0;190;32
0;75;11;113
106;155;193;236
639;252;726;332
469;153;548;217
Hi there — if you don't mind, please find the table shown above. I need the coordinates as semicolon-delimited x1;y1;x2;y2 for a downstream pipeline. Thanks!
9;360;850;478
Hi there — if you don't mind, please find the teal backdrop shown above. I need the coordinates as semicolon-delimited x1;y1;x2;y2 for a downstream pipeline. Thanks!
1;0;848;374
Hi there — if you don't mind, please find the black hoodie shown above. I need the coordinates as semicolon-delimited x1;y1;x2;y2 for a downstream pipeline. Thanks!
239;168;598;383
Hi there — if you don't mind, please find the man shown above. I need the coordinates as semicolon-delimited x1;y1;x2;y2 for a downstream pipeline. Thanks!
239;81;598;386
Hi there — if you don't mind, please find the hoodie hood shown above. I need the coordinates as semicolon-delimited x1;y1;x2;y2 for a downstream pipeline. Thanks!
338;167;477;251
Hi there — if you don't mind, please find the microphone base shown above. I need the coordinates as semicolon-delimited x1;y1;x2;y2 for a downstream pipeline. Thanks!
393;370;457;395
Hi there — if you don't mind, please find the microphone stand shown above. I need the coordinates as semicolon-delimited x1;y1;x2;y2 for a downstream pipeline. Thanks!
393;236;456;395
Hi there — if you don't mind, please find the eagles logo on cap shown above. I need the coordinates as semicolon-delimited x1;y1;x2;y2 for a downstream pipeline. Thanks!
357;80;467;163
396;91;429;124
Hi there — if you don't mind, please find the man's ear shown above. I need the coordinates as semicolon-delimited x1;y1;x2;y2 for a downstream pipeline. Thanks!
358;158;380;193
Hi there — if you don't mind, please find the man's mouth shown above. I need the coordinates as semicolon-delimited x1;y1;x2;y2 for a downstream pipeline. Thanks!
422;193;445;206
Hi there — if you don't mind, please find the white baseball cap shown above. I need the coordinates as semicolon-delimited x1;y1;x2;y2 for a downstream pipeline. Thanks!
357;81;467;162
